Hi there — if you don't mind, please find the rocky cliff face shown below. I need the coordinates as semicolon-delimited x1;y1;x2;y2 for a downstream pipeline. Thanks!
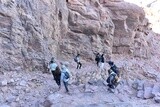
0;0;155;72
0;0;68;72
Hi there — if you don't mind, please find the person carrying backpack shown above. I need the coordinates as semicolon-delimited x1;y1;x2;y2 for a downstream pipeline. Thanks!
61;63;70;93
106;69;118;89
74;54;82;69
107;61;120;77
48;58;61;89
95;53;101;67
106;61;120;90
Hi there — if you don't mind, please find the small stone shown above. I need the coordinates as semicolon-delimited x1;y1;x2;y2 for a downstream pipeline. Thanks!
6;95;16;103
11;90;19;96
144;87;154;99
137;90;144;98
25;88;30;93
0;79;8;86
15;86;22;90
16;97;20;102
152;84;160;97
19;80;27;86
10;79;15;83
1;87;8;93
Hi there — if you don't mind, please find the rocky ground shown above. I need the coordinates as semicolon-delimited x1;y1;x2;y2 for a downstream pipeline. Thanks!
0;59;160;107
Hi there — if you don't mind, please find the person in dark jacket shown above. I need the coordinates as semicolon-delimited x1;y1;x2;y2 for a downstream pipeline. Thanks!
95;53;101;67
107;61;120;90
48;58;61;89
108;61;120;77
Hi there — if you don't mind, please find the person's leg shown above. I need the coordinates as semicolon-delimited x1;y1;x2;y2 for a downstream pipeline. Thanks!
52;71;61;89
79;62;82;69
54;76;59;85
96;61;99;66
63;81;69;92
98;62;101;68
77;62;79;69
51;71;55;78
57;74;61;89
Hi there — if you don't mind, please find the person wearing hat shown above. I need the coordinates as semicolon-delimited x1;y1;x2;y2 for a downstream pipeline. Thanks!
48;57;61;89
108;61;120;77
107;61;120;90
61;62;70;93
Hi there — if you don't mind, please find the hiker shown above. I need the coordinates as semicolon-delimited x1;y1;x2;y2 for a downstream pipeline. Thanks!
48;57;61;89
95;53;101;67
107;61;120;77
106;69;119;89
61;63;70;93
74;54;82;69
100;54;105;70
106;61;120;89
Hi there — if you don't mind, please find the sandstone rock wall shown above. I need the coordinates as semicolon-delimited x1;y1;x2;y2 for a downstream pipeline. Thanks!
100;0;151;58
0;0;153;72
0;0;68;72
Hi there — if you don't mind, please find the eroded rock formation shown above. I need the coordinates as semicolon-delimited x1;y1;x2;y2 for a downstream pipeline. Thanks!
0;0;153;72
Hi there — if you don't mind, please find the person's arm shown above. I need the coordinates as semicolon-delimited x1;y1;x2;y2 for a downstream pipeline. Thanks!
48;64;51;73
61;72;64;81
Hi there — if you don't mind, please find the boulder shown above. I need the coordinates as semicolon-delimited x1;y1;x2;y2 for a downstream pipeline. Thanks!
144;87;154;99
152;84;160;97
137;90;144;98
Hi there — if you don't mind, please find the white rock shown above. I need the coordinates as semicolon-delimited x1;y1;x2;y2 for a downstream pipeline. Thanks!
144;87;154;99
9;79;15;83
25;88;30;93
1;87;8;92
15;86;22;90
137;81;144;90
19;80;27;86
0;80;7;86
137;90;144;98
6;95;16;103
46;93;63;105
152;84;160;97
15;97;20;102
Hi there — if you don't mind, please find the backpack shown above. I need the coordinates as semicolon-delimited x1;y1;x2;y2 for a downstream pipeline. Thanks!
111;65;120;77
64;72;70;79
74;57;78;62
106;72;117;84
95;55;100;62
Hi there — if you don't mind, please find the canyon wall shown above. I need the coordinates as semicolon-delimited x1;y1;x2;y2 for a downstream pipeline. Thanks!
0;0;153;72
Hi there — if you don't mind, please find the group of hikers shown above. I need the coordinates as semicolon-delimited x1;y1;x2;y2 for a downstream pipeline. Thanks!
48;57;70;92
48;53;120;93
